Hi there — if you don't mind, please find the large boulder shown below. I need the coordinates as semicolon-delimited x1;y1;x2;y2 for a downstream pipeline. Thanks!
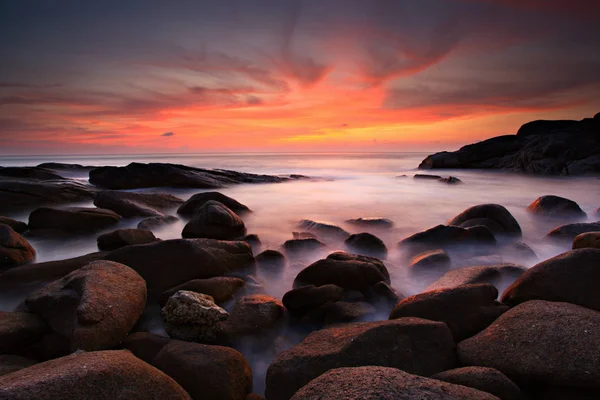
293;252;390;291
138;215;179;230
573;232;600;249
97;228;158;250
182;201;246;240
296;219;350;241
282;284;345;316
527;195;586;219
153;340;252;400
345;217;393;229
0;217;27;233
409;249;451;271
432;367;523;400
399;224;496;258
502;248;600;311
265;318;456;400
546;221;600;241
94;190;183;217
290;366;498;400
28;207;121;234
160;277;245;306
447;204;522;238
426;264;526;291
178;192;250;215
0;312;48;354
0;178;96;210
25;260;147;351
458;300;600;388
0;224;36;271
344;232;387;258
390;284;508;341
106;239;255;294
0;350;191;399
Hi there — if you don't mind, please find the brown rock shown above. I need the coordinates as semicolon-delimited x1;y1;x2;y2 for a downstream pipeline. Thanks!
432;366;524;400
282;238;326;255
121;332;170;364
0;224;36;271
344;232;387;258
160;276;245;306
399;224;496;258
305;301;376;326
427;264;526;291
447;204;522;238
182;201;246;240
296;220;350;241
177;191;250;215
28;207;121;234
97;228;158;250
0;217;27;233
572;232;600;249
255;250;286;272
0;312;48;354
546;221;600;241
527;195;586;219
94;191;184;217
409;249;451;271
138;215;179;230
218;294;285;340
282;284;345;316
0;355;37;376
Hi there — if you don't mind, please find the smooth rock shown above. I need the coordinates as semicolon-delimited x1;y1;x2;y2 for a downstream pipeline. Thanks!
255;250;286;272
448;204;522;238
0;179;96;210
97;228;158;250
345;217;394;229
282;284;345;316
217;294;285;340
28;207;121;234
0;217;27;234
160;277;245;306
409;249;451;271
527;195;586;219
572;232;600;249
0;166;65;181
344;232;387;258
178;192;250;215
0;224;36;271
0;311;48;354
427;264;526;291
282;238;326;255
94;190;183;217
432;367;524;400
292;231;317;239
304;301;376;326
121;332;170;364
182;201;246;240
547;221;600;241
399;224;496;258
138;215;179;230
296;219;350;241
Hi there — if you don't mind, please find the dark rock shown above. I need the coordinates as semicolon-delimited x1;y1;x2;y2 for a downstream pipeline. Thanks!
502;248;600;311
178;192;250;215
24;332;71;361
409;249;451;271
265;318;457;400
517;119;578;137
0;224;36;270
121;332;170;364
0;350;191;399
345;217;394;229
25;260;146;351
138;215;179;230
97;228;159;250
389;284;508;341
28;207;121;234
414;174;442;180
296;219;350;241
217;294;285;340
0;166;65;181
246;395;265;400
153;340;252;400
427;264;526;291
527;195;586;219
283;238;326;255
366;281;402;305
0;311;49;354
282;284;345;316
546;221;600;241
573;232;600;249
448;204;522;238
501;241;537;263
292;231;317;239
160;277;245;306
0;178;96;210
37;162;95;171
307;301;376;326
89;162;295;189
399;224;496;258
293;252;390;291
432;367;524;400
0;217;27;234
439;176;463;184
0;355;37;376
529;386;600;400
344;232;387;258
255;250;286;272
242;234;261;250
94;190;183;217
290;366;497;400
458;300;600;388
182;201;246;240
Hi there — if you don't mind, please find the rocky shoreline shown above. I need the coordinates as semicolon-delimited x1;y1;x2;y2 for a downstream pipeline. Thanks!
1;163;600;399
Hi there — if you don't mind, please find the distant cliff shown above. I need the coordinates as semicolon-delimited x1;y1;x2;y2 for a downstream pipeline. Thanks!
419;113;600;175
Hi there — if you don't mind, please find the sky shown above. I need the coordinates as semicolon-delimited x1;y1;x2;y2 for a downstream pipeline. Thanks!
1;0;600;155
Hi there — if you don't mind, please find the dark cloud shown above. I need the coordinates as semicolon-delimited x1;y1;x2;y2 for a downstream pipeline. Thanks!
161;131;174;137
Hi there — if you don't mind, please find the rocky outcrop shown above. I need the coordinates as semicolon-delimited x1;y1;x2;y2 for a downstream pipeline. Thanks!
345;217;393;229
426;264;526;291
138;215;179;230
527;195;586;219
94;191;183;217
0;178;96;210
399;224;496;258
296;220;350;241
546;221;600;241
343;232;387;258
177;192;250;216
0;311;49;354
28;207;121;234
160;277;245;306
182;201;246;240
0;217;27;233
0;224;36;270
97;228;159;250
431;367;523;400
572;232;600;249
447;204;522;238
89;162;302;189
419;114;600;175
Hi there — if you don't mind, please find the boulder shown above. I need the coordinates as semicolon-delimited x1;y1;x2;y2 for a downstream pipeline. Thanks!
502;248;600;311
217;295;285;340
409;249;451;271
265;318;457;400
296;219;350;241
366;281;402;305
160;277;245;306
138;215;179;230
255;250;286;272
426;264;526;291
344;233;387;258
345;217;394;229
399;224;496;258
121;332;170;364
0;217;27;233
447;204;522;238
97;228;158;250
390;284;508;341
293;252;390;291
182;201;246;240
28;207;121;234
242;234;261;249
304;301;376;326
432;367;523;400
153;340;252;400
458;300;600;388
547;221;600;241
177;192;250;215
572;232;600;249
0;355;37;377
527;195;586;219
282;284;345;316
0;350;191;400
0;166;65;181
0;178;96;210
282;238;326;255
0;311;48;354
161;291;229;343
290;366;497;400
25;260;146;351
94;190;183;217
0;224;36;271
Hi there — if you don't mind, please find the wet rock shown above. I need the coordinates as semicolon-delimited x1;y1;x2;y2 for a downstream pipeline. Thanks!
390;284;508;341
282;284;345;316
121;332;170;364
153;340;252;400
0;312;49;354
162;291;229;343
293;252;390;291
138;215;179;230
0;350;191;400
182;201;246;240
255;250;286;272
283;238;326;255
409;249;451;271
97;228;159;250
427;264;526;291
292;231;317;239
217;294;285;340
0;178;96;210
344;232;387;258
432;367;524;400
345;217;394;229
296;219;350;241
28;207;121;234
572;232;600;249
290;366;497;400
0;224;36;271
502;248;600;311
25;260;146;351
94;190;184;217
546;221;600;241
0;355;37;376
527;195;586;219
447;204;522;238
160;277;245;306
399;224;496;258
265;318;457;400
178;191;250;215
458;300;600;388
0;217;27;233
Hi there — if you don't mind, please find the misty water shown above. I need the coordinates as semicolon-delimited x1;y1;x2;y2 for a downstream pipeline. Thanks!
2;152;600;394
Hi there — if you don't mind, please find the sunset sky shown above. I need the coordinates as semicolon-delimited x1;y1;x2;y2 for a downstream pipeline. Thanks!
1;0;599;154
